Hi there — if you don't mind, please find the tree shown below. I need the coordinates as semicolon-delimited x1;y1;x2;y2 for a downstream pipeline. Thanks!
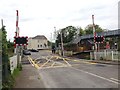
7;40;14;49
1;26;14;88
62;26;77;43
47;40;51;46
84;24;104;35
1;26;10;85
56;33;61;47
76;27;85;36
56;26;77;46
7;40;14;57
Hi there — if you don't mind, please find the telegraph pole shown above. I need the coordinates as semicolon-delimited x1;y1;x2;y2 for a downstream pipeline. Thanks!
60;30;64;56
77;27;80;38
92;15;97;60
51;33;52;49
54;27;57;48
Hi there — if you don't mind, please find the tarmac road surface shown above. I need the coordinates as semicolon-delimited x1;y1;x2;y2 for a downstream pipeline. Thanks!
27;50;119;88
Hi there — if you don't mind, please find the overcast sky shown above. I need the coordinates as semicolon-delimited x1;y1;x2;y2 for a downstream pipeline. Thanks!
0;0;119;41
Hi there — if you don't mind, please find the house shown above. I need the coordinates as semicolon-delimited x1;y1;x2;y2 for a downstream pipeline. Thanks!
27;35;48;50
64;29;120;52
64;38;94;52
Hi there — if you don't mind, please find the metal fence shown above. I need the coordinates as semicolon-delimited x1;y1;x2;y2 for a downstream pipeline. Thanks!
90;50;119;61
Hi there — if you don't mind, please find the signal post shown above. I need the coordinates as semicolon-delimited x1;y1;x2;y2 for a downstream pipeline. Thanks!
14;10;28;69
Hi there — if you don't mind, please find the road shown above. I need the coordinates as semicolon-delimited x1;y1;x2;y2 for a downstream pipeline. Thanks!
27;50;119;88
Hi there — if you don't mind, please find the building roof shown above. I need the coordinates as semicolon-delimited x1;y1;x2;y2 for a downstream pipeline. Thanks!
69;36;81;44
68;29;120;44
32;35;47;40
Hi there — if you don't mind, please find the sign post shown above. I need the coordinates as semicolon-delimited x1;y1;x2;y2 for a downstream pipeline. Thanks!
14;10;28;69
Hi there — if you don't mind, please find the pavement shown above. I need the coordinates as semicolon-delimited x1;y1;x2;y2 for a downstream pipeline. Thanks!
14;57;45;88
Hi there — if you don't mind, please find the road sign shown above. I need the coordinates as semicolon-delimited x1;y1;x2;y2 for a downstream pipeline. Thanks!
94;36;104;43
14;36;28;46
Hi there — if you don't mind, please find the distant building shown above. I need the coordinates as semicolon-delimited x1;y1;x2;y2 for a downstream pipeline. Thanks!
64;29;120;52
27;35;48;50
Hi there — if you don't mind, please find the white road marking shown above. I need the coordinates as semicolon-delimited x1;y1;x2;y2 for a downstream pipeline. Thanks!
71;67;120;84
110;78;120;82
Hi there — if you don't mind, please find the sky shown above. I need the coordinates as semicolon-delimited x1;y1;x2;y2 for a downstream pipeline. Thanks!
0;0;119;42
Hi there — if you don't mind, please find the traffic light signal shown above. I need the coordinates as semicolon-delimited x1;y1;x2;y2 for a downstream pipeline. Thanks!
94;36;104;43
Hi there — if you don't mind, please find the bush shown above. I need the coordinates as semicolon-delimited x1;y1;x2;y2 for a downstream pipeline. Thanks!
2;68;20;89
100;57;104;60
2;75;15;89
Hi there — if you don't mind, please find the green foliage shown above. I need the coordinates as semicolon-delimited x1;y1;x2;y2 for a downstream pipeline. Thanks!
65;26;77;43
100;57;104;60
2;75;14;89
56;26;77;46
55;24;105;48
47;41;51;46
7;40;14;57
12;68;20;78
77;27;85;36
51;42;55;46
7;40;14;49
2;26;8;56
2;68;20;89
85;24;103;35
56;33;61;47
1;26;12;89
